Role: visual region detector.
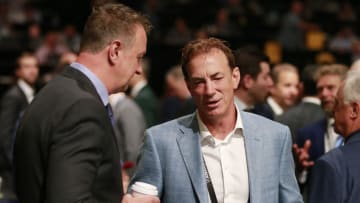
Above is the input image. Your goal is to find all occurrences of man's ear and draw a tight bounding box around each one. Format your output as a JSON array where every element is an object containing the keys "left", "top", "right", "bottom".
[
  {"left": 350, "top": 102, "right": 360, "bottom": 119},
  {"left": 108, "top": 40, "right": 122, "bottom": 65},
  {"left": 232, "top": 66, "right": 241, "bottom": 89},
  {"left": 242, "top": 74, "right": 254, "bottom": 89}
]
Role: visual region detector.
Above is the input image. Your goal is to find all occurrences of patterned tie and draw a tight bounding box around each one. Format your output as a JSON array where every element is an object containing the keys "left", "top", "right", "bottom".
[{"left": 105, "top": 104, "right": 115, "bottom": 127}]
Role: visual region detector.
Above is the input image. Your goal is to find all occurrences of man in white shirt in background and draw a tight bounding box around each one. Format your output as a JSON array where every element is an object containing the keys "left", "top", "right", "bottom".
[
  {"left": 233, "top": 46, "right": 273, "bottom": 111},
  {"left": 0, "top": 52, "right": 39, "bottom": 202},
  {"left": 253, "top": 63, "right": 300, "bottom": 119}
]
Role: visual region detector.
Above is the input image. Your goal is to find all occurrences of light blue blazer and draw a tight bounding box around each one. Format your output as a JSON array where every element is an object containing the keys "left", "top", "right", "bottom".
[{"left": 129, "top": 111, "right": 303, "bottom": 203}]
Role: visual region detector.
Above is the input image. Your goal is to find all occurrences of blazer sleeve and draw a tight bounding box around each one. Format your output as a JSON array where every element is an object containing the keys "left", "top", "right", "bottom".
[
  {"left": 308, "top": 158, "right": 341, "bottom": 203},
  {"left": 279, "top": 127, "right": 304, "bottom": 203},
  {"left": 0, "top": 92, "right": 23, "bottom": 167},
  {"left": 45, "top": 99, "right": 108, "bottom": 203},
  {"left": 128, "top": 130, "right": 163, "bottom": 196}
]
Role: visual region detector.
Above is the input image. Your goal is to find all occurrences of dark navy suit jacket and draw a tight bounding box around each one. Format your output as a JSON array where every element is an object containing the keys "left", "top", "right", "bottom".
[
  {"left": 297, "top": 118, "right": 327, "bottom": 162},
  {"left": 309, "top": 131, "right": 360, "bottom": 203}
]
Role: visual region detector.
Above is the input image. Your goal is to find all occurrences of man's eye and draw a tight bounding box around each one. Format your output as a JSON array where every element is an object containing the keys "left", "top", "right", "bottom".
[{"left": 192, "top": 80, "right": 203, "bottom": 85}]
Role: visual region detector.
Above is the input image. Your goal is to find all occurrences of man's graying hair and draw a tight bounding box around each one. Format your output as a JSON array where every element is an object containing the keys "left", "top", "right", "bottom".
[
  {"left": 343, "top": 70, "right": 360, "bottom": 104},
  {"left": 80, "top": 3, "right": 152, "bottom": 53}
]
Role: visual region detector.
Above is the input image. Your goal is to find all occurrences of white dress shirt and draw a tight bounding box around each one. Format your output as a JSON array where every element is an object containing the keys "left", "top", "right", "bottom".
[
  {"left": 267, "top": 96, "right": 283, "bottom": 116},
  {"left": 197, "top": 106, "right": 249, "bottom": 203},
  {"left": 130, "top": 80, "right": 147, "bottom": 98},
  {"left": 325, "top": 118, "right": 341, "bottom": 152},
  {"left": 17, "top": 79, "right": 35, "bottom": 103}
]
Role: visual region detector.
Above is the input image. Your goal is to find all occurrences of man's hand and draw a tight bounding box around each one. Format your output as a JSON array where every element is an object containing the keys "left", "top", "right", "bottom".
[
  {"left": 293, "top": 139, "right": 314, "bottom": 169},
  {"left": 121, "top": 194, "right": 160, "bottom": 203}
]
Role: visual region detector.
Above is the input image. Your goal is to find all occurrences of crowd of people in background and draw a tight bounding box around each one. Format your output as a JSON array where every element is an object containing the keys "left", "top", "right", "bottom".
[
  {"left": 1, "top": 0, "right": 360, "bottom": 94},
  {"left": 1, "top": 0, "right": 360, "bottom": 203}
]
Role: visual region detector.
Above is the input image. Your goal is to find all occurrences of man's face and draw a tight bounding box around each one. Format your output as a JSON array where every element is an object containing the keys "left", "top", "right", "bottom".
[
  {"left": 186, "top": 49, "right": 240, "bottom": 122},
  {"left": 333, "top": 84, "right": 351, "bottom": 136},
  {"left": 271, "top": 71, "right": 299, "bottom": 109},
  {"left": 317, "top": 74, "right": 342, "bottom": 115},
  {"left": 248, "top": 62, "right": 273, "bottom": 104},
  {"left": 115, "top": 25, "right": 147, "bottom": 92},
  {"left": 16, "top": 56, "right": 39, "bottom": 85}
]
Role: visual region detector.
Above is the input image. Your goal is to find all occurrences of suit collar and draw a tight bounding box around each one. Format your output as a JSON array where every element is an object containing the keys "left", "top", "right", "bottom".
[
  {"left": 17, "top": 79, "right": 35, "bottom": 103},
  {"left": 176, "top": 114, "right": 208, "bottom": 203},
  {"left": 345, "top": 129, "right": 360, "bottom": 144},
  {"left": 70, "top": 62, "right": 109, "bottom": 105},
  {"left": 15, "top": 84, "right": 30, "bottom": 105},
  {"left": 62, "top": 66, "right": 103, "bottom": 104}
]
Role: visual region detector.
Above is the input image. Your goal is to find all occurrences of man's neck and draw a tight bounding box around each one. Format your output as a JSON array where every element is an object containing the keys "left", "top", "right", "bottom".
[
  {"left": 76, "top": 52, "right": 112, "bottom": 93},
  {"left": 201, "top": 107, "right": 237, "bottom": 140}
]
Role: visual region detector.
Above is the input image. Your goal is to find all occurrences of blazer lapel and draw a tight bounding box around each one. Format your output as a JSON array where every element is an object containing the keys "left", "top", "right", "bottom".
[
  {"left": 176, "top": 114, "right": 208, "bottom": 203},
  {"left": 241, "top": 111, "right": 263, "bottom": 202}
]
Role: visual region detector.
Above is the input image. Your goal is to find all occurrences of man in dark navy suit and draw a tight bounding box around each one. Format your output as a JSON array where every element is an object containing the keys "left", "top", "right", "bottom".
[
  {"left": 294, "top": 64, "right": 348, "bottom": 201},
  {"left": 309, "top": 70, "right": 360, "bottom": 203}
]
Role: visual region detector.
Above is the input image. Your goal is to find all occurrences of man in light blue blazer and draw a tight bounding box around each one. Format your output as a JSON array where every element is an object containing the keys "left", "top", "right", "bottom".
[{"left": 129, "top": 38, "right": 302, "bottom": 203}]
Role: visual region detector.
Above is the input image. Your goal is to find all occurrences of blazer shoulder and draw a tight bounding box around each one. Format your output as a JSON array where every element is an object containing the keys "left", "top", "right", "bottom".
[
  {"left": 241, "top": 111, "right": 291, "bottom": 143},
  {"left": 315, "top": 147, "right": 344, "bottom": 176},
  {"left": 242, "top": 111, "right": 288, "bottom": 129},
  {"left": 146, "top": 114, "right": 195, "bottom": 137},
  {"left": 2, "top": 85, "right": 25, "bottom": 99}
]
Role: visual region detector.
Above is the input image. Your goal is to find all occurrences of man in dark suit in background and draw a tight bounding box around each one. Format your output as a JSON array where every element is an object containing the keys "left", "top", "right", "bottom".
[
  {"left": 309, "top": 70, "right": 360, "bottom": 203},
  {"left": 233, "top": 46, "right": 273, "bottom": 111},
  {"left": 14, "top": 3, "right": 159, "bottom": 203},
  {"left": 294, "top": 64, "right": 348, "bottom": 202},
  {"left": 0, "top": 53, "right": 39, "bottom": 202}
]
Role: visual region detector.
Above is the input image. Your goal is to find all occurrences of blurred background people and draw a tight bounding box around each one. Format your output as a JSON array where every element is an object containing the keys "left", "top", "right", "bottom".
[
  {"left": 160, "top": 64, "right": 191, "bottom": 122},
  {"left": 128, "top": 58, "right": 160, "bottom": 127},
  {"left": 35, "top": 30, "right": 69, "bottom": 71},
  {"left": 40, "top": 51, "right": 77, "bottom": 84},
  {"left": 276, "top": 65, "right": 325, "bottom": 142},
  {"left": 294, "top": 64, "right": 348, "bottom": 202},
  {"left": 277, "top": 0, "right": 317, "bottom": 52},
  {"left": 109, "top": 92, "right": 146, "bottom": 177},
  {"left": 253, "top": 63, "right": 300, "bottom": 119},
  {"left": 233, "top": 46, "right": 273, "bottom": 111},
  {"left": 0, "top": 52, "right": 39, "bottom": 203}
]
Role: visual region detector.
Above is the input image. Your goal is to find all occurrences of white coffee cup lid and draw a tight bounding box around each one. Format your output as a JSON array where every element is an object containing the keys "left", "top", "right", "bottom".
[{"left": 132, "top": 181, "right": 158, "bottom": 196}]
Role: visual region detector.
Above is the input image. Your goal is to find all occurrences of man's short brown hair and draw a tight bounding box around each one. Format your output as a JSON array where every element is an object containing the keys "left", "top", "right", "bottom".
[
  {"left": 181, "top": 37, "right": 235, "bottom": 80},
  {"left": 314, "top": 64, "right": 348, "bottom": 81},
  {"left": 80, "top": 3, "right": 152, "bottom": 53}
]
